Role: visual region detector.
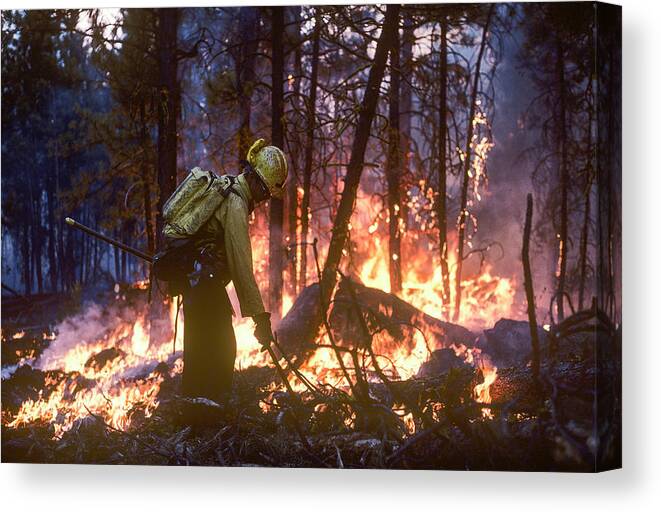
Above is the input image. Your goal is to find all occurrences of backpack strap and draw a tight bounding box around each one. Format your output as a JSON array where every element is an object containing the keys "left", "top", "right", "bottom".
[{"left": 219, "top": 174, "right": 242, "bottom": 199}]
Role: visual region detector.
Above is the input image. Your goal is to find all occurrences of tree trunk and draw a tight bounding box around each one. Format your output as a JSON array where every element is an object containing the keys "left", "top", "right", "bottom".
[
  {"left": 453, "top": 6, "right": 493, "bottom": 322},
  {"left": 578, "top": 81, "right": 593, "bottom": 312},
  {"left": 114, "top": 238, "right": 120, "bottom": 283},
  {"left": 155, "top": 7, "right": 179, "bottom": 242},
  {"left": 399, "top": 18, "right": 414, "bottom": 229},
  {"left": 523, "top": 194, "right": 540, "bottom": 383},
  {"left": 55, "top": 157, "right": 66, "bottom": 290},
  {"left": 298, "top": 16, "right": 321, "bottom": 292},
  {"left": 29, "top": 173, "right": 43, "bottom": 294},
  {"left": 286, "top": 6, "right": 303, "bottom": 298},
  {"left": 140, "top": 100, "right": 155, "bottom": 257},
  {"left": 319, "top": 4, "right": 401, "bottom": 312},
  {"left": 152, "top": 7, "right": 179, "bottom": 347},
  {"left": 269, "top": 6, "right": 285, "bottom": 322},
  {"left": 578, "top": 183, "right": 591, "bottom": 311},
  {"left": 555, "top": 36, "right": 569, "bottom": 323},
  {"left": 235, "top": 7, "right": 260, "bottom": 163},
  {"left": 65, "top": 227, "right": 74, "bottom": 290},
  {"left": 437, "top": 18, "right": 451, "bottom": 314},
  {"left": 121, "top": 223, "right": 128, "bottom": 282},
  {"left": 34, "top": 219, "right": 43, "bottom": 294},
  {"left": 79, "top": 209, "right": 86, "bottom": 284},
  {"left": 47, "top": 152, "right": 58, "bottom": 292},
  {"left": 92, "top": 236, "right": 99, "bottom": 280},
  {"left": 21, "top": 222, "right": 31, "bottom": 296},
  {"left": 603, "top": 34, "right": 619, "bottom": 320},
  {"left": 386, "top": 23, "right": 402, "bottom": 294}
]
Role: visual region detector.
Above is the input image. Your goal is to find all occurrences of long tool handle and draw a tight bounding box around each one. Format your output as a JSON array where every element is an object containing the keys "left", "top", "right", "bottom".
[
  {"left": 265, "top": 344, "right": 297, "bottom": 396},
  {"left": 65, "top": 217, "right": 153, "bottom": 263},
  {"left": 264, "top": 342, "right": 323, "bottom": 461}
]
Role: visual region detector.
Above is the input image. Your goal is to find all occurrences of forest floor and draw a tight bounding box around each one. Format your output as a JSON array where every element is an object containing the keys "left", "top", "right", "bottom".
[{"left": 1, "top": 284, "right": 621, "bottom": 471}]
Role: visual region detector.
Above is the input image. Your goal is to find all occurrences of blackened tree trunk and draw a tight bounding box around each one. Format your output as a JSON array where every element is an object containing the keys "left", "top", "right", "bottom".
[
  {"left": 399, "top": 17, "right": 414, "bottom": 229},
  {"left": 598, "top": 23, "right": 620, "bottom": 321},
  {"left": 286, "top": 165, "right": 299, "bottom": 296},
  {"left": 298, "top": 16, "right": 321, "bottom": 292},
  {"left": 578, "top": 85, "right": 593, "bottom": 311},
  {"left": 155, "top": 9, "right": 178, "bottom": 239},
  {"left": 46, "top": 159, "right": 58, "bottom": 292},
  {"left": 64, "top": 228, "right": 74, "bottom": 290},
  {"left": 21, "top": 223, "right": 31, "bottom": 295},
  {"left": 319, "top": 4, "right": 401, "bottom": 311},
  {"left": 555, "top": 36, "right": 569, "bottom": 323},
  {"left": 386, "top": 20, "right": 403, "bottom": 294},
  {"left": 235, "top": 8, "right": 260, "bottom": 162},
  {"left": 453, "top": 6, "right": 493, "bottom": 322},
  {"left": 55, "top": 160, "right": 66, "bottom": 290},
  {"left": 114, "top": 240, "right": 121, "bottom": 283},
  {"left": 286, "top": 6, "right": 303, "bottom": 297},
  {"left": 578, "top": 181, "right": 591, "bottom": 311},
  {"left": 121, "top": 220, "right": 130, "bottom": 282},
  {"left": 155, "top": 8, "right": 179, "bottom": 243},
  {"left": 140, "top": 100, "right": 155, "bottom": 256},
  {"left": 286, "top": 84, "right": 300, "bottom": 298},
  {"left": 437, "top": 18, "right": 451, "bottom": 314},
  {"left": 79, "top": 209, "right": 86, "bottom": 284},
  {"left": 523, "top": 193, "right": 540, "bottom": 382},
  {"left": 93, "top": 235, "right": 101, "bottom": 280},
  {"left": 30, "top": 177, "right": 43, "bottom": 294},
  {"left": 151, "top": 7, "right": 179, "bottom": 347},
  {"left": 269, "top": 6, "right": 285, "bottom": 322}
]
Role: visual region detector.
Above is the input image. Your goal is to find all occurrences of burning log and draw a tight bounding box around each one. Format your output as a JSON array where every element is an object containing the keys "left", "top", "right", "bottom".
[
  {"left": 276, "top": 283, "right": 323, "bottom": 357},
  {"left": 276, "top": 278, "right": 475, "bottom": 361},
  {"left": 331, "top": 277, "right": 475, "bottom": 348}
]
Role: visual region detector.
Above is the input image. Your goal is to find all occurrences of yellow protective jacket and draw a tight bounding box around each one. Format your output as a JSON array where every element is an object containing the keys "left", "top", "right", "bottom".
[{"left": 196, "top": 174, "right": 266, "bottom": 318}]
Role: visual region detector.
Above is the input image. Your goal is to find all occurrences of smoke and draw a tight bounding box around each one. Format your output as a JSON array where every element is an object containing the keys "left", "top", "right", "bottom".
[
  {"left": 34, "top": 291, "right": 163, "bottom": 373},
  {"left": 36, "top": 303, "right": 121, "bottom": 371}
]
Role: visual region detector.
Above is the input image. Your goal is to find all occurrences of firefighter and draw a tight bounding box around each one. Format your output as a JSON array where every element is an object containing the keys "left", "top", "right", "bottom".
[{"left": 181, "top": 139, "right": 288, "bottom": 405}]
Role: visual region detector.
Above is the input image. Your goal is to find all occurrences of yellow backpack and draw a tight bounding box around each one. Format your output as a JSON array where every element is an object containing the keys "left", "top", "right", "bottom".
[{"left": 162, "top": 167, "right": 238, "bottom": 240}]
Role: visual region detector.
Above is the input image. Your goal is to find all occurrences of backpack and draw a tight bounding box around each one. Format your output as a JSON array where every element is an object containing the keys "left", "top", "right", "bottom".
[
  {"left": 153, "top": 167, "right": 239, "bottom": 293},
  {"left": 162, "top": 167, "right": 238, "bottom": 240}
]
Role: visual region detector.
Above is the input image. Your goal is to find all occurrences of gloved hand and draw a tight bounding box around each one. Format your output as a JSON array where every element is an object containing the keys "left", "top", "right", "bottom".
[{"left": 254, "top": 312, "right": 274, "bottom": 351}]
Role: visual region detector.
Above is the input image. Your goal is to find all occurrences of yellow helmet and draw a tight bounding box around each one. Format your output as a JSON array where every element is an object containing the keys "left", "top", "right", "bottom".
[{"left": 246, "top": 139, "right": 288, "bottom": 200}]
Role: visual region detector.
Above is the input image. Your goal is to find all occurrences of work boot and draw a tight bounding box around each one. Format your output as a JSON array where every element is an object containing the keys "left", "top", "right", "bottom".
[{"left": 176, "top": 396, "right": 227, "bottom": 427}]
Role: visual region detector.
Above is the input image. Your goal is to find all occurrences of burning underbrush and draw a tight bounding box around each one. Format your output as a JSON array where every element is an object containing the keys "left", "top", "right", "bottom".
[{"left": 1, "top": 275, "right": 620, "bottom": 470}]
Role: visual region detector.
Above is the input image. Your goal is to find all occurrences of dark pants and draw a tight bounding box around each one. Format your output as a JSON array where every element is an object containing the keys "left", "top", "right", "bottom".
[{"left": 182, "top": 277, "right": 236, "bottom": 403}]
